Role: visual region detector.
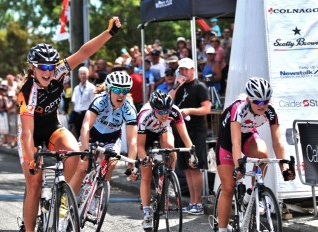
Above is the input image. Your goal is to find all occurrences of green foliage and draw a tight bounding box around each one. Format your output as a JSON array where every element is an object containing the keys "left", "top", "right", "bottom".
[{"left": 0, "top": 0, "right": 221, "bottom": 75}]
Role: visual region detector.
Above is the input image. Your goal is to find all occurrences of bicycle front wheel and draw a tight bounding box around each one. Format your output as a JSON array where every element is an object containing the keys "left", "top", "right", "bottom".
[
  {"left": 163, "top": 171, "right": 182, "bottom": 232},
  {"left": 94, "top": 180, "right": 110, "bottom": 232},
  {"left": 212, "top": 185, "right": 241, "bottom": 232},
  {"left": 55, "top": 182, "right": 80, "bottom": 232},
  {"left": 249, "top": 187, "right": 282, "bottom": 232}
]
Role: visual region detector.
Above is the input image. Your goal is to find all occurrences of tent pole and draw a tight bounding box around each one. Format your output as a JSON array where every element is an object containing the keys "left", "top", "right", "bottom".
[
  {"left": 191, "top": 17, "right": 198, "bottom": 79},
  {"left": 138, "top": 23, "right": 147, "bottom": 105}
]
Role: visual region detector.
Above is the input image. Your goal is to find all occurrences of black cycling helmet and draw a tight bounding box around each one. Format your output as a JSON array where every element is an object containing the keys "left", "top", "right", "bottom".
[
  {"left": 27, "top": 43, "right": 60, "bottom": 64},
  {"left": 245, "top": 77, "right": 273, "bottom": 101},
  {"left": 149, "top": 90, "right": 173, "bottom": 111}
]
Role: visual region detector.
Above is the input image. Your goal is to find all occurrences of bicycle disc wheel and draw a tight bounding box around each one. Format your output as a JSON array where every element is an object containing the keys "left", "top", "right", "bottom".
[
  {"left": 163, "top": 171, "right": 182, "bottom": 232},
  {"left": 212, "top": 185, "right": 241, "bottom": 232},
  {"left": 249, "top": 187, "right": 282, "bottom": 232},
  {"left": 55, "top": 182, "right": 80, "bottom": 232}
]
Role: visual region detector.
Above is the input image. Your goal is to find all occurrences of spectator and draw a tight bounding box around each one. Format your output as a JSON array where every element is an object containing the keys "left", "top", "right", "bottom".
[
  {"left": 71, "top": 66, "right": 96, "bottom": 140},
  {"left": 202, "top": 47, "right": 222, "bottom": 94},
  {"left": 5, "top": 74, "right": 18, "bottom": 148},
  {"left": 157, "top": 68, "right": 176, "bottom": 94},
  {"left": 220, "top": 28, "right": 232, "bottom": 93},
  {"left": 210, "top": 18, "right": 222, "bottom": 38},
  {"left": 0, "top": 83, "right": 9, "bottom": 146},
  {"left": 180, "top": 47, "right": 192, "bottom": 59},
  {"left": 176, "top": 37, "right": 187, "bottom": 59},
  {"left": 60, "top": 76, "right": 72, "bottom": 115},
  {"left": 126, "top": 64, "right": 143, "bottom": 112},
  {"left": 150, "top": 49, "right": 166, "bottom": 92},
  {"left": 169, "top": 58, "right": 211, "bottom": 215},
  {"left": 166, "top": 55, "right": 179, "bottom": 71},
  {"left": 144, "top": 59, "right": 156, "bottom": 100},
  {"left": 89, "top": 58, "right": 108, "bottom": 86},
  {"left": 210, "top": 38, "right": 227, "bottom": 95}
]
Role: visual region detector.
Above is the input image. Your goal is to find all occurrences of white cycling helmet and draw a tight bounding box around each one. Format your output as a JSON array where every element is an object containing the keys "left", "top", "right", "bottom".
[
  {"left": 245, "top": 77, "right": 272, "bottom": 100},
  {"left": 105, "top": 71, "right": 133, "bottom": 90}
]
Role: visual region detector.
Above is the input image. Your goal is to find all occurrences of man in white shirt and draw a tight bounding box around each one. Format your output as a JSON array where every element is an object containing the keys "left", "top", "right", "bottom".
[{"left": 71, "top": 66, "right": 96, "bottom": 139}]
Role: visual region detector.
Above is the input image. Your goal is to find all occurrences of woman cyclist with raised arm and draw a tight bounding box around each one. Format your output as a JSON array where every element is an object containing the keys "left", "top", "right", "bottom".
[
  {"left": 137, "top": 90, "right": 194, "bottom": 231},
  {"left": 17, "top": 17, "right": 121, "bottom": 232},
  {"left": 69, "top": 71, "right": 138, "bottom": 201},
  {"left": 215, "top": 77, "right": 296, "bottom": 232}
]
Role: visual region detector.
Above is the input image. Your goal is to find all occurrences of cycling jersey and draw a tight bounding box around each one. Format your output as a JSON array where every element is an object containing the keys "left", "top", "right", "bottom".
[
  {"left": 220, "top": 100, "right": 278, "bottom": 134},
  {"left": 137, "top": 103, "right": 184, "bottom": 135},
  {"left": 216, "top": 99, "right": 279, "bottom": 166},
  {"left": 18, "top": 59, "right": 71, "bottom": 146},
  {"left": 88, "top": 93, "right": 137, "bottom": 135}
]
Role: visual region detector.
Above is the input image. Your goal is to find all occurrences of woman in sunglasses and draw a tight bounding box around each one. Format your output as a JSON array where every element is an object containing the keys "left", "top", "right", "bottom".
[
  {"left": 70, "top": 71, "right": 138, "bottom": 209},
  {"left": 17, "top": 17, "right": 121, "bottom": 231},
  {"left": 137, "top": 90, "right": 194, "bottom": 230},
  {"left": 215, "top": 77, "right": 295, "bottom": 232}
]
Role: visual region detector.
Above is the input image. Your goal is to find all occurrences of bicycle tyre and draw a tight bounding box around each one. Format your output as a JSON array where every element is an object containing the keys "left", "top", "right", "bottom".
[
  {"left": 212, "top": 185, "right": 241, "bottom": 232},
  {"left": 55, "top": 182, "right": 80, "bottom": 232},
  {"left": 249, "top": 186, "right": 282, "bottom": 232},
  {"left": 95, "top": 180, "right": 110, "bottom": 232},
  {"left": 163, "top": 171, "right": 182, "bottom": 232}
]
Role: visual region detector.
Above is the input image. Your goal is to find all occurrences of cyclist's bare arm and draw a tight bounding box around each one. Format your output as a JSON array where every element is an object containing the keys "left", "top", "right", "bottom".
[
  {"left": 66, "top": 17, "right": 121, "bottom": 70},
  {"left": 80, "top": 111, "right": 98, "bottom": 151}
]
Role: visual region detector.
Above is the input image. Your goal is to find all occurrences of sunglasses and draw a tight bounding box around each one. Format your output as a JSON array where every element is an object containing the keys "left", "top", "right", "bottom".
[
  {"left": 111, "top": 87, "right": 130, "bottom": 95},
  {"left": 33, "top": 64, "right": 56, "bottom": 71},
  {"left": 252, "top": 99, "right": 270, "bottom": 106},
  {"left": 154, "top": 109, "right": 171, "bottom": 115}
]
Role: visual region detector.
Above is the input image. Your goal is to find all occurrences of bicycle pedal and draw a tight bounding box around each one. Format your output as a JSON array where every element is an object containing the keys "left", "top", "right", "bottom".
[{"left": 86, "top": 216, "right": 97, "bottom": 225}]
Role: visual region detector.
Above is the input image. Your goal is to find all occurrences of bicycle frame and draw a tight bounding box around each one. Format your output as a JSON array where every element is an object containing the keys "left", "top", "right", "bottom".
[{"left": 40, "top": 160, "right": 66, "bottom": 230}]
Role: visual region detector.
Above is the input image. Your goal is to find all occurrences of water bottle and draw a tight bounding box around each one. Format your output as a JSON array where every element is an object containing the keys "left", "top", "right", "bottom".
[
  {"left": 41, "top": 183, "right": 52, "bottom": 212},
  {"left": 243, "top": 188, "right": 252, "bottom": 205}
]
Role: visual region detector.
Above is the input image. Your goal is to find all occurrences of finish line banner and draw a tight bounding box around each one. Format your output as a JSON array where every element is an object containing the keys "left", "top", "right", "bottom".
[{"left": 264, "top": 0, "right": 318, "bottom": 197}]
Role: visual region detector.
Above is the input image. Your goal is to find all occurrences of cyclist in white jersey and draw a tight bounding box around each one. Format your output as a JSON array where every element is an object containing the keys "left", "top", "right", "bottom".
[
  {"left": 69, "top": 71, "right": 138, "bottom": 196},
  {"left": 137, "top": 90, "right": 194, "bottom": 231},
  {"left": 215, "top": 77, "right": 295, "bottom": 232}
]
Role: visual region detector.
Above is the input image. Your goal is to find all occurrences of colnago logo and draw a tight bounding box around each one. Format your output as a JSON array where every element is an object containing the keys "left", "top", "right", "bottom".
[
  {"left": 155, "top": 0, "right": 172, "bottom": 8},
  {"left": 279, "top": 99, "right": 318, "bottom": 107},
  {"left": 268, "top": 7, "right": 318, "bottom": 14}
]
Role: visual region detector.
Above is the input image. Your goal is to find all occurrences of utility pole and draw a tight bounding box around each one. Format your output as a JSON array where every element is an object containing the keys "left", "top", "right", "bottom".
[{"left": 70, "top": 0, "right": 84, "bottom": 87}]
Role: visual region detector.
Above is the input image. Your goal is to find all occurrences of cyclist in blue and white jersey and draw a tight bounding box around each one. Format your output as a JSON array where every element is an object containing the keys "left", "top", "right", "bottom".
[{"left": 70, "top": 71, "right": 138, "bottom": 197}]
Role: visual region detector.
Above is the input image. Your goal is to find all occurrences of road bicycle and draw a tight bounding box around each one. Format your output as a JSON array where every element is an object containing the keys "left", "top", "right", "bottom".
[
  {"left": 19, "top": 146, "right": 90, "bottom": 232},
  {"left": 146, "top": 141, "right": 197, "bottom": 232},
  {"left": 211, "top": 156, "right": 295, "bottom": 232},
  {"left": 78, "top": 143, "right": 140, "bottom": 232}
]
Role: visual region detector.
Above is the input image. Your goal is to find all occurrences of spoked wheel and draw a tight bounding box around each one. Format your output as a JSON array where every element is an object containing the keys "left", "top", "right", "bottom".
[
  {"left": 94, "top": 180, "right": 110, "bottom": 232},
  {"left": 249, "top": 187, "right": 282, "bottom": 232},
  {"left": 55, "top": 182, "right": 80, "bottom": 232},
  {"left": 163, "top": 171, "right": 182, "bottom": 232},
  {"left": 80, "top": 180, "right": 110, "bottom": 232},
  {"left": 212, "top": 185, "right": 241, "bottom": 232}
]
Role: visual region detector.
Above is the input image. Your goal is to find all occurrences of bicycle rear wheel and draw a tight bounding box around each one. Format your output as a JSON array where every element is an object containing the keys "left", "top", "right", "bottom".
[
  {"left": 212, "top": 185, "right": 241, "bottom": 232},
  {"left": 163, "top": 171, "right": 182, "bottom": 232},
  {"left": 249, "top": 186, "right": 282, "bottom": 232},
  {"left": 55, "top": 182, "right": 80, "bottom": 232}
]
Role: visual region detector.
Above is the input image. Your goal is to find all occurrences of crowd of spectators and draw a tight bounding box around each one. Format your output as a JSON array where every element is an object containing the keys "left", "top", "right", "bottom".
[{"left": 1, "top": 18, "right": 232, "bottom": 155}]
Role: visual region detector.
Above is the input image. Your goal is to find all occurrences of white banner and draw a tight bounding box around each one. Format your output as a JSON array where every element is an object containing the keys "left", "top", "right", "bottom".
[{"left": 264, "top": 0, "right": 318, "bottom": 198}]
